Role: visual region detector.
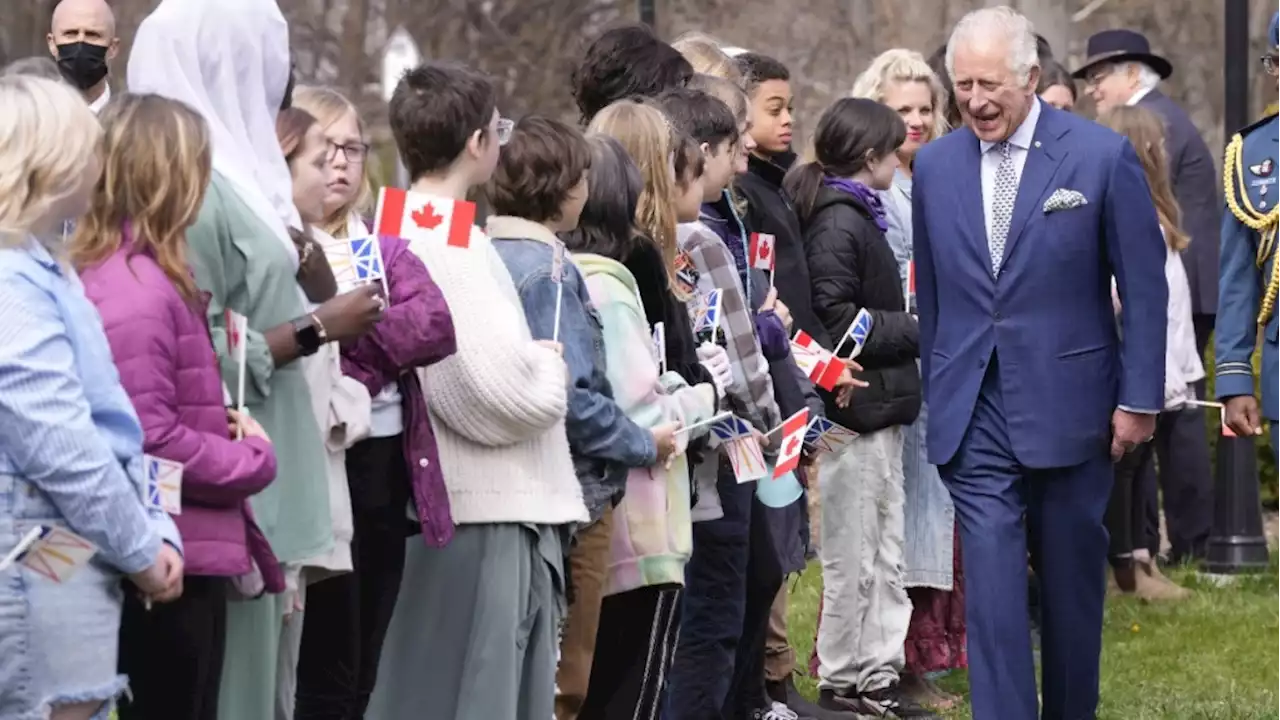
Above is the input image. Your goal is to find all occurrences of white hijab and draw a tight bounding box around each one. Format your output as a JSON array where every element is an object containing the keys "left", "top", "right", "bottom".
[{"left": 127, "top": 0, "right": 300, "bottom": 267}]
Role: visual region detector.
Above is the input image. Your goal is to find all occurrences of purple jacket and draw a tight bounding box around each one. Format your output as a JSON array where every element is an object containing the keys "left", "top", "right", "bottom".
[
  {"left": 81, "top": 238, "right": 282, "bottom": 587},
  {"left": 340, "top": 235, "right": 457, "bottom": 546}
]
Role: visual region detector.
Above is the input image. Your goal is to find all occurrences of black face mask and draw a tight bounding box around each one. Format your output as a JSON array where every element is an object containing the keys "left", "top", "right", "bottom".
[{"left": 55, "top": 41, "right": 109, "bottom": 91}]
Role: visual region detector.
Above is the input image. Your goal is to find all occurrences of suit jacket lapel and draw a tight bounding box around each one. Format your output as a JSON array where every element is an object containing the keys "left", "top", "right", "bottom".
[
  {"left": 1003, "top": 108, "right": 1069, "bottom": 268},
  {"left": 956, "top": 129, "right": 988, "bottom": 267}
]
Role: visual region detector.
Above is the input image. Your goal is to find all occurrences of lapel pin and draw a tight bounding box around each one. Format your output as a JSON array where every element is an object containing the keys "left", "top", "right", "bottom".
[
  {"left": 1248, "top": 158, "right": 1273, "bottom": 177},
  {"left": 1034, "top": 141, "right": 1042, "bottom": 148}
]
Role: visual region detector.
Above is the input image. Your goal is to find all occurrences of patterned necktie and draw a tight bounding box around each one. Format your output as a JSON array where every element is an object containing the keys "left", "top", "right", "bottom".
[{"left": 989, "top": 141, "right": 1016, "bottom": 276}]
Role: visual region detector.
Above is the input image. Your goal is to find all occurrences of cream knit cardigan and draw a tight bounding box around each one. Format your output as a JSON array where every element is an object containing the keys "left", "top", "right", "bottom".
[{"left": 409, "top": 228, "right": 588, "bottom": 526}]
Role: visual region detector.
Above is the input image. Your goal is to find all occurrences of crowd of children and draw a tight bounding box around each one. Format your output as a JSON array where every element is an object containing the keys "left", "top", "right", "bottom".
[{"left": 0, "top": 1, "right": 1219, "bottom": 719}]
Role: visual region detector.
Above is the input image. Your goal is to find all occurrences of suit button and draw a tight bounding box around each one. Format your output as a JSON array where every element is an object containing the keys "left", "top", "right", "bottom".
[
  {"left": 418, "top": 458, "right": 430, "bottom": 468},
  {"left": 994, "top": 311, "right": 1003, "bottom": 322}
]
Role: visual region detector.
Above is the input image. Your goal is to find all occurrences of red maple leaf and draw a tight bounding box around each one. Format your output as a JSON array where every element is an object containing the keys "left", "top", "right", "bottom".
[
  {"left": 783, "top": 435, "right": 800, "bottom": 457},
  {"left": 759, "top": 241, "right": 771, "bottom": 259},
  {"left": 411, "top": 202, "right": 444, "bottom": 230}
]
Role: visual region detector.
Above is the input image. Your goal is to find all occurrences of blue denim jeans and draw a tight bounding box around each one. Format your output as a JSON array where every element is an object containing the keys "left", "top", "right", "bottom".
[
  {"left": 665, "top": 465, "right": 753, "bottom": 720},
  {"left": 0, "top": 474, "right": 128, "bottom": 720}
]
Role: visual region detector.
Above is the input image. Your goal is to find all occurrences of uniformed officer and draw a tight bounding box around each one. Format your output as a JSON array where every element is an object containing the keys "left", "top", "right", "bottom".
[{"left": 1216, "top": 11, "right": 1279, "bottom": 453}]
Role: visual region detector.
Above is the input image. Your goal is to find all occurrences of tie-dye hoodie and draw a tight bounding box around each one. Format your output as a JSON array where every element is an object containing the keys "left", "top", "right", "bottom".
[{"left": 574, "top": 252, "right": 717, "bottom": 595}]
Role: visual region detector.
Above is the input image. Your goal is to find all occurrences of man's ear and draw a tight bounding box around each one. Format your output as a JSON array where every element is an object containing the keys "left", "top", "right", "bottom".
[
  {"left": 700, "top": 141, "right": 712, "bottom": 157},
  {"left": 107, "top": 37, "right": 121, "bottom": 61},
  {"left": 46, "top": 33, "right": 58, "bottom": 59},
  {"left": 1026, "top": 64, "right": 1042, "bottom": 93}
]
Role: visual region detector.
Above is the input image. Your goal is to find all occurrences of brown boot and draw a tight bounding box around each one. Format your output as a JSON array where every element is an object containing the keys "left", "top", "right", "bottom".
[
  {"left": 1109, "top": 560, "right": 1138, "bottom": 595},
  {"left": 1134, "top": 559, "right": 1192, "bottom": 601}
]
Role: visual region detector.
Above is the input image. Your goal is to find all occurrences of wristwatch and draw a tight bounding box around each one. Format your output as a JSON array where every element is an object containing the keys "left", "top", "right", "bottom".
[{"left": 292, "top": 313, "right": 328, "bottom": 356}]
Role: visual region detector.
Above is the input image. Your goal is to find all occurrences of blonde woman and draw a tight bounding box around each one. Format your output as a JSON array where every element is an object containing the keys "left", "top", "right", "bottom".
[
  {"left": 850, "top": 48, "right": 964, "bottom": 710},
  {"left": 0, "top": 76, "right": 183, "bottom": 720}
]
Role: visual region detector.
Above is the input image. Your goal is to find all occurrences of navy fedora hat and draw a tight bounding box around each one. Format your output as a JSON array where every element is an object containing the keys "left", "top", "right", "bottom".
[{"left": 1071, "top": 29, "right": 1172, "bottom": 80}]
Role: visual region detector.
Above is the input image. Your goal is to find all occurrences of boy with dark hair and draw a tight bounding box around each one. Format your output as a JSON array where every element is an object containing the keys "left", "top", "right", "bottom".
[
  {"left": 371, "top": 63, "right": 592, "bottom": 719},
  {"left": 572, "top": 24, "right": 694, "bottom": 123},
  {"left": 484, "top": 115, "right": 679, "bottom": 720}
]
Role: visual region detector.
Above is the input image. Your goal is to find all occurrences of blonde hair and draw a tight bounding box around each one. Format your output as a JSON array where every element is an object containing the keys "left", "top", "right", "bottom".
[
  {"left": 673, "top": 31, "right": 745, "bottom": 87},
  {"left": 1098, "top": 105, "right": 1189, "bottom": 251},
  {"left": 0, "top": 76, "right": 102, "bottom": 247},
  {"left": 851, "top": 49, "right": 950, "bottom": 145},
  {"left": 292, "top": 85, "right": 372, "bottom": 237},
  {"left": 71, "top": 94, "right": 212, "bottom": 300},
  {"left": 588, "top": 99, "right": 683, "bottom": 296}
]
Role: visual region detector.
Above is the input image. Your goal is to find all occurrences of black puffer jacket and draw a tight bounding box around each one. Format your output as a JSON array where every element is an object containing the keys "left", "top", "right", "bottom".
[
  {"left": 802, "top": 185, "right": 920, "bottom": 433},
  {"left": 738, "top": 153, "right": 831, "bottom": 348}
]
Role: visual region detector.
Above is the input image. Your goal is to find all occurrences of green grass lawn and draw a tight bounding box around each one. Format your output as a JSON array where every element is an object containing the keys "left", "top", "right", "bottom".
[{"left": 787, "top": 558, "right": 1280, "bottom": 719}]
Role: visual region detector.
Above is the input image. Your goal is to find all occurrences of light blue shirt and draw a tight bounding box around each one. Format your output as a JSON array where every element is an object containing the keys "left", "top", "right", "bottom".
[{"left": 0, "top": 239, "right": 181, "bottom": 574}]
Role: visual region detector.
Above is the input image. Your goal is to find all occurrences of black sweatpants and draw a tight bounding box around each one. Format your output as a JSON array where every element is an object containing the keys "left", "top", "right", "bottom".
[
  {"left": 294, "top": 435, "right": 412, "bottom": 720},
  {"left": 118, "top": 576, "right": 228, "bottom": 720}
]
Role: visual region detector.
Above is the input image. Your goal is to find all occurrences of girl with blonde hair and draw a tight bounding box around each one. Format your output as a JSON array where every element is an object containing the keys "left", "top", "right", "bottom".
[
  {"left": 849, "top": 47, "right": 965, "bottom": 710},
  {"left": 0, "top": 76, "right": 184, "bottom": 720},
  {"left": 1098, "top": 104, "right": 1200, "bottom": 602},
  {"left": 75, "top": 93, "right": 281, "bottom": 720},
  {"left": 291, "top": 86, "right": 375, "bottom": 238}
]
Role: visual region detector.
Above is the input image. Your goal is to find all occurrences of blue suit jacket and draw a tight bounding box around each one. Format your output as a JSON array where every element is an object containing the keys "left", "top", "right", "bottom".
[{"left": 912, "top": 103, "right": 1167, "bottom": 469}]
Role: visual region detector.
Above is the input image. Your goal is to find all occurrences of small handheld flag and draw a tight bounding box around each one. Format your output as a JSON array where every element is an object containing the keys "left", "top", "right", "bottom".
[
  {"left": 0, "top": 525, "right": 97, "bottom": 583},
  {"left": 771, "top": 409, "right": 810, "bottom": 479},
  {"left": 551, "top": 241, "right": 566, "bottom": 342},
  {"left": 375, "top": 188, "right": 476, "bottom": 249},
  {"left": 832, "top": 308, "right": 874, "bottom": 359},
  {"left": 224, "top": 309, "right": 249, "bottom": 418},
  {"left": 692, "top": 289, "right": 723, "bottom": 336},
  {"left": 709, "top": 414, "right": 766, "bottom": 482},
  {"left": 322, "top": 234, "right": 389, "bottom": 297},
  {"left": 749, "top": 233, "right": 775, "bottom": 272},
  {"left": 143, "top": 454, "right": 184, "bottom": 515},
  {"left": 652, "top": 322, "right": 667, "bottom": 375},
  {"left": 803, "top": 416, "right": 859, "bottom": 456},
  {"left": 791, "top": 330, "right": 844, "bottom": 391}
]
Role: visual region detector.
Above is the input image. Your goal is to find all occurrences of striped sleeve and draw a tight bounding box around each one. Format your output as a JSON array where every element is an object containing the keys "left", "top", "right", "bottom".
[{"left": 0, "top": 277, "right": 159, "bottom": 574}]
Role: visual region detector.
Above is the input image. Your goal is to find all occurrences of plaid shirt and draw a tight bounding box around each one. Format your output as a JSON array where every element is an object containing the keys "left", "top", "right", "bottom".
[{"left": 677, "top": 222, "right": 780, "bottom": 434}]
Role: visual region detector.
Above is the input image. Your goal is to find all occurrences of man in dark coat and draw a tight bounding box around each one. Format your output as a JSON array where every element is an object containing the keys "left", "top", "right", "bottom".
[{"left": 1075, "top": 28, "right": 1217, "bottom": 565}]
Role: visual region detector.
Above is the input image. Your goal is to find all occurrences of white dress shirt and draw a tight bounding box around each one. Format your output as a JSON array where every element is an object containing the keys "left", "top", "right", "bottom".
[
  {"left": 88, "top": 83, "right": 111, "bottom": 115},
  {"left": 1126, "top": 85, "right": 1155, "bottom": 106},
  {"left": 980, "top": 97, "right": 1042, "bottom": 242}
]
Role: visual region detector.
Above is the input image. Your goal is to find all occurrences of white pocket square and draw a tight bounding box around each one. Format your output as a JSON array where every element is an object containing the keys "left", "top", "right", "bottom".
[{"left": 1043, "top": 188, "right": 1088, "bottom": 214}]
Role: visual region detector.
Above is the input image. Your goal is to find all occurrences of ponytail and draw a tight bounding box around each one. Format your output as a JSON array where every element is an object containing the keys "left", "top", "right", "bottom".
[{"left": 783, "top": 161, "right": 827, "bottom": 223}]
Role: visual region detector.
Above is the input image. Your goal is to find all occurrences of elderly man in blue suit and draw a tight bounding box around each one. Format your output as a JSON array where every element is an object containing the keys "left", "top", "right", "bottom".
[{"left": 912, "top": 6, "right": 1167, "bottom": 719}]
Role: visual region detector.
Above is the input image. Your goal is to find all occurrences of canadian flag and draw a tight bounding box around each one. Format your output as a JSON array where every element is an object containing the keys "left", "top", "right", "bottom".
[
  {"left": 773, "top": 408, "right": 810, "bottom": 479},
  {"left": 749, "top": 232, "right": 775, "bottom": 271},
  {"left": 791, "top": 330, "right": 843, "bottom": 391},
  {"left": 375, "top": 187, "right": 476, "bottom": 249}
]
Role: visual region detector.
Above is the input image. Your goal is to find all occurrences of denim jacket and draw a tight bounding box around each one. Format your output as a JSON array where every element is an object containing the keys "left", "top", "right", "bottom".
[{"left": 487, "top": 216, "right": 657, "bottom": 522}]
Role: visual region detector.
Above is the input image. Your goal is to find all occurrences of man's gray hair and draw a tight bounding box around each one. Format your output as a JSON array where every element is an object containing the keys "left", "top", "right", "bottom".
[
  {"left": 1129, "top": 62, "right": 1162, "bottom": 92},
  {"left": 946, "top": 6, "right": 1040, "bottom": 86}
]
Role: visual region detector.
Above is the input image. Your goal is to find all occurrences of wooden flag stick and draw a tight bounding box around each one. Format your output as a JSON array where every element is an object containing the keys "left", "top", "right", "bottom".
[
  {"left": 552, "top": 283, "right": 564, "bottom": 343},
  {"left": 674, "top": 411, "right": 734, "bottom": 436},
  {"left": 1183, "top": 398, "right": 1224, "bottom": 410}
]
